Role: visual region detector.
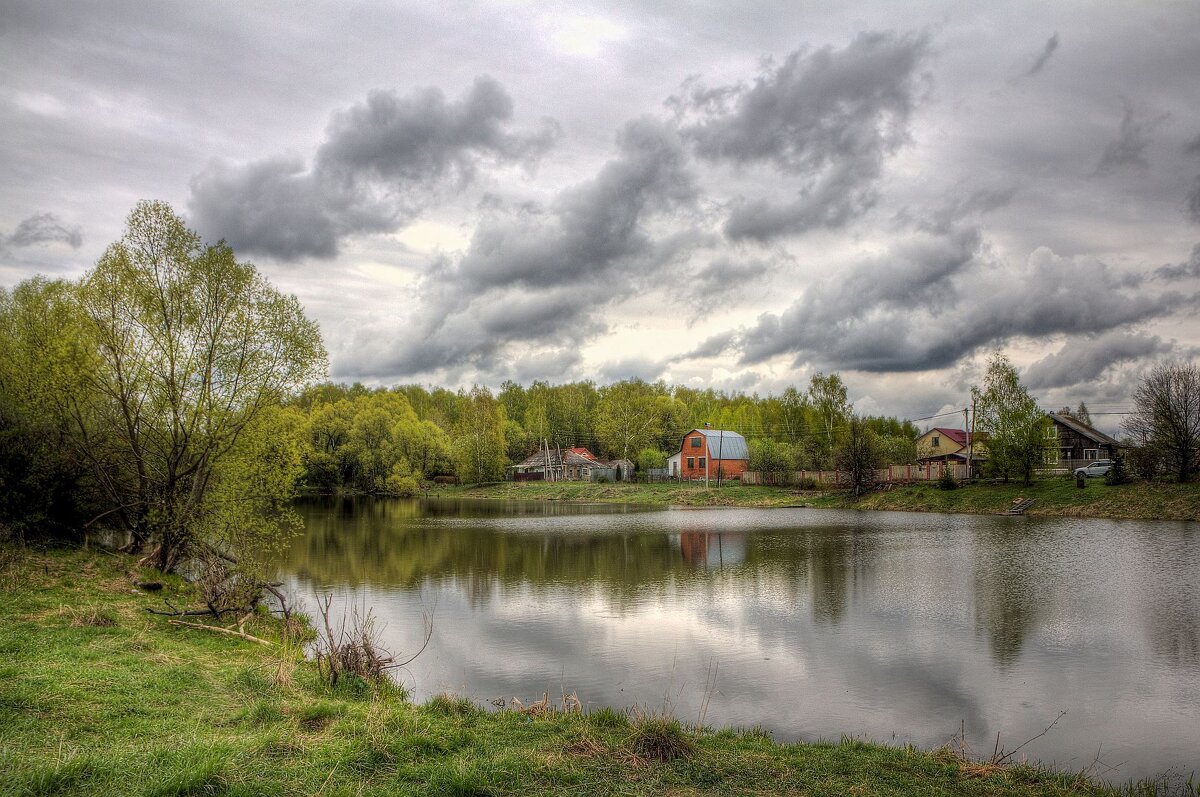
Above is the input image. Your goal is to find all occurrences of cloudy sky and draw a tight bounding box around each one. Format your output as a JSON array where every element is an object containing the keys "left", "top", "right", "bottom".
[{"left": 3, "top": 1, "right": 1199, "bottom": 424}]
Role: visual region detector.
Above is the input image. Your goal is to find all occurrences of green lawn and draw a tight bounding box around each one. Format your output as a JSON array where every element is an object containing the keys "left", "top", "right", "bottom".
[
  {"left": 433, "top": 478, "right": 1200, "bottom": 521},
  {"left": 0, "top": 546, "right": 1171, "bottom": 796}
]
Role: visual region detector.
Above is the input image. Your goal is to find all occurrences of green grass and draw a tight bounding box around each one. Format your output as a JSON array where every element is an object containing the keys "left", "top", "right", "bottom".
[
  {"left": 819, "top": 477, "right": 1200, "bottom": 520},
  {"left": 0, "top": 545, "right": 1188, "bottom": 796},
  {"left": 433, "top": 478, "right": 1200, "bottom": 520}
]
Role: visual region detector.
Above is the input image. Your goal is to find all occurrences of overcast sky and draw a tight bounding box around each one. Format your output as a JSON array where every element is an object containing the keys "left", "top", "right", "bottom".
[{"left": 3, "top": 1, "right": 1199, "bottom": 425}]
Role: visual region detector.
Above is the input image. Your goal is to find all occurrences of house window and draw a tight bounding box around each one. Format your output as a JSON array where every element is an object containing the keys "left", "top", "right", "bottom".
[
  {"left": 1045, "top": 425, "right": 1058, "bottom": 439},
  {"left": 687, "top": 457, "right": 695, "bottom": 469},
  {"left": 698, "top": 458, "right": 706, "bottom": 469},
  {"left": 1044, "top": 449, "right": 1059, "bottom": 464},
  {"left": 931, "top": 436, "right": 940, "bottom": 448},
  {"left": 1084, "top": 449, "right": 1098, "bottom": 460},
  {"left": 691, "top": 437, "right": 702, "bottom": 448}
]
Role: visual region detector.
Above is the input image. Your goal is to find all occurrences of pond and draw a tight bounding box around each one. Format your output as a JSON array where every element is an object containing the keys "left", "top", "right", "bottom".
[{"left": 276, "top": 497, "right": 1200, "bottom": 782}]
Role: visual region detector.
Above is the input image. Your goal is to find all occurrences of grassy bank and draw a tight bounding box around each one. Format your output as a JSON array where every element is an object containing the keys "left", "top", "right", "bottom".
[
  {"left": 434, "top": 479, "right": 1200, "bottom": 521},
  {"left": 825, "top": 478, "right": 1200, "bottom": 520},
  {"left": 0, "top": 546, "right": 1165, "bottom": 797}
]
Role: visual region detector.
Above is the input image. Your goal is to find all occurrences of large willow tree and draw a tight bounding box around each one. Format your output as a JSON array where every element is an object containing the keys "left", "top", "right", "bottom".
[{"left": 72, "top": 201, "right": 326, "bottom": 571}]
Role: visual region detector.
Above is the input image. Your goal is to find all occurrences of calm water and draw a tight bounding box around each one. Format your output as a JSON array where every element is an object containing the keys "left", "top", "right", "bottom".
[{"left": 277, "top": 497, "right": 1200, "bottom": 781}]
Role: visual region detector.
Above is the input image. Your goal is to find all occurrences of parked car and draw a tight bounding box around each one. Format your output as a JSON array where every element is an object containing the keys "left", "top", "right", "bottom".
[{"left": 1074, "top": 460, "right": 1113, "bottom": 478}]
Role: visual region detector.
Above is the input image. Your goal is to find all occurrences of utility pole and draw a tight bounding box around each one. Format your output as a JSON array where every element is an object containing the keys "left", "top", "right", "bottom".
[
  {"left": 716, "top": 429, "right": 724, "bottom": 488},
  {"left": 966, "top": 400, "right": 976, "bottom": 479}
]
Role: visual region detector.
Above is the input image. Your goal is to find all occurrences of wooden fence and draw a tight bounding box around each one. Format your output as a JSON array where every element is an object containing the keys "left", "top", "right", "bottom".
[{"left": 741, "top": 461, "right": 968, "bottom": 487}]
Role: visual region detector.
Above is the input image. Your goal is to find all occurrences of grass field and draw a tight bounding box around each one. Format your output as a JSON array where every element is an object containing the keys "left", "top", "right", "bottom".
[
  {"left": 434, "top": 478, "right": 1200, "bottom": 521},
  {"left": 2, "top": 545, "right": 1182, "bottom": 796}
]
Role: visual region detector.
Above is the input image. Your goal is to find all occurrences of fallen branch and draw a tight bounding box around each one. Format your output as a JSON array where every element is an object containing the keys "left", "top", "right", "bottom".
[
  {"left": 993, "top": 710, "right": 1067, "bottom": 766},
  {"left": 167, "top": 619, "right": 272, "bottom": 646}
]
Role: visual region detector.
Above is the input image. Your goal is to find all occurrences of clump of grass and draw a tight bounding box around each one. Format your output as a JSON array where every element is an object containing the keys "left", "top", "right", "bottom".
[
  {"left": 237, "top": 698, "right": 285, "bottom": 727},
  {"left": 587, "top": 706, "right": 629, "bottom": 729},
  {"left": 69, "top": 606, "right": 118, "bottom": 627},
  {"left": 508, "top": 690, "right": 582, "bottom": 718},
  {"left": 427, "top": 693, "right": 479, "bottom": 717},
  {"left": 627, "top": 714, "right": 696, "bottom": 763},
  {"left": 297, "top": 701, "right": 345, "bottom": 731}
]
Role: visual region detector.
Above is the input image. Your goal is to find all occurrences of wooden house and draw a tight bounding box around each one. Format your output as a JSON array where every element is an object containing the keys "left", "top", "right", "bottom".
[{"left": 1044, "top": 412, "right": 1121, "bottom": 469}]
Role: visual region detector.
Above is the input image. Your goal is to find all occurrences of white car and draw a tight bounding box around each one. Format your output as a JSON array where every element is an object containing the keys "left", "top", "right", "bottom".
[{"left": 1074, "top": 460, "right": 1113, "bottom": 478}]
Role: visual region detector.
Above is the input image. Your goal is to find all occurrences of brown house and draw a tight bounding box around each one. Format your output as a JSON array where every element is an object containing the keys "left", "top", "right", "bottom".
[
  {"left": 678, "top": 428, "right": 749, "bottom": 481},
  {"left": 1045, "top": 412, "right": 1121, "bottom": 468}
]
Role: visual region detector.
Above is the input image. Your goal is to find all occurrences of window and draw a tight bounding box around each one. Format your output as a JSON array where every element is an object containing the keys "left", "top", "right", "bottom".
[
  {"left": 1045, "top": 425, "right": 1058, "bottom": 439},
  {"left": 698, "top": 458, "right": 706, "bottom": 469},
  {"left": 687, "top": 457, "right": 695, "bottom": 469},
  {"left": 1044, "top": 449, "right": 1059, "bottom": 464},
  {"left": 1084, "top": 449, "right": 1098, "bottom": 460},
  {"left": 691, "top": 437, "right": 702, "bottom": 448},
  {"left": 931, "top": 436, "right": 940, "bottom": 448}
]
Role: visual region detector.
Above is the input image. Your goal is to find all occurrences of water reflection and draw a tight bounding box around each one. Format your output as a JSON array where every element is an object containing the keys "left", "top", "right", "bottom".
[{"left": 277, "top": 497, "right": 1200, "bottom": 782}]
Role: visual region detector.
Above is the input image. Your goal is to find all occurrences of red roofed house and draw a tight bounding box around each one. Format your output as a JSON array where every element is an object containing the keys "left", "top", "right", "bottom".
[{"left": 915, "top": 427, "right": 970, "bottom": 463}]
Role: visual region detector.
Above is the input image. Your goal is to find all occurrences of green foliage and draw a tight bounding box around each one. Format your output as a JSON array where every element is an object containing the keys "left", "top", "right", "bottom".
[
  {"left": 452, "top": 387, "right": 508, "bottom": 484},
  {"left": 0, "top": 202, "right": 326, "bottom": 568},
  {"left": 635, "top": 447, "right": 667, "bottom": 473},
  {"left": 938, "top": 467, "right": 960, "bottom": 490},
  {"left": 834, "top": 415, "right": 882, "bottom": 495},
  {"left": 1105, "top": 454, "right": 1128, "bottom": 485},
  {"left": 971, "top": 353, "right": 1047, "bottom": 486}
]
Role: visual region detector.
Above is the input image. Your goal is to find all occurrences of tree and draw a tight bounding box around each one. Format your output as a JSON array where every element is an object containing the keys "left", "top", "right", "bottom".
[
  {"left": 635, "top": 447, "right": 667, "bottom": 474},
  {"left": 971, "top": 353, "right": 1047, "bottom": 485},
  {"left": 73, "top": 201, "right": 326, "bottom": 570},
  {"left": 1074, "top": 402, "right": 1093, "bottom": 427},
  {"left": 835, "top": 415, "right": 881, "bottom": 496},
  {"left": 1123, "top": 361, "right": 1200, "bottom": 482},
  {"left": 594, "top": 380, "right": 662, "bottom": 461},
  {"left": 452, "top": 386, "right": 507, "bottom": 483},
  {"left": 749, "top": 438, "right": 792, "bottom": 481},
  {"left": 808, "top": 372, "right": 850, "bottom": 468}
]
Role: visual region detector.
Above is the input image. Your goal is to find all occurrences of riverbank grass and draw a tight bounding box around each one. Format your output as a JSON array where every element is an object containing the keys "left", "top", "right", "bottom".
[
  {"left": 435, "top": 478, "right": 1200, "bottom": 520},
  {"left": 1, "top": 545, "right": 1168, "bottom": 796}
]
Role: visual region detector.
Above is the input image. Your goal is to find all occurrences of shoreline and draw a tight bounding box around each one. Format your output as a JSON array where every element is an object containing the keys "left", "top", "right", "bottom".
[
  {"left": 2, "top": 545, "right": 1176, "bottom": 797},
  {"left": 423, "top": 479, "right": 1200, "bottom": 522}
]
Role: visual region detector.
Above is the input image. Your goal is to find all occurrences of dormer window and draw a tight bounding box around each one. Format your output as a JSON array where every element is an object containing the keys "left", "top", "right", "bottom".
[
  {"left": 932, "top": 436, "right": 940, "bottom": 448},
  {"left": 691, "top": 437, "right": 702, "bottom": 448}
]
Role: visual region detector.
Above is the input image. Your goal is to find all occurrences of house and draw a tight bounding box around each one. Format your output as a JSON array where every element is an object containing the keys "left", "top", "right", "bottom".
[
  {"left": 666, "top": 452, "right": 681, "bottom": 477},
  {"left": 915, "top": 427, "right": 969, "bottom": 462},
  {"left": 915, "top": 427, "right": 988, "bottom": 473},
  {"left": 677, "top": 428, "right": 750, "bottom": 482},
  {"left": 507, "top": 446, "right": 632, "bottom": 482},
  {"left": 1044, "top": 412, "right": 1121, "bottom": 468}
]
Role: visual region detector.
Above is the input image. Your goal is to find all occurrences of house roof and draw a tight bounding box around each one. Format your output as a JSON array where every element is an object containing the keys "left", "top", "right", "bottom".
[
  {"left": 682, "top": 429, "right": 750, "bottom": 461},
  {"left": 1046, "top": 413, "right": 1122, "bottom": 447},
  {"left": 928, "top": 428, "right": 968, "bottom": 446},
  {"left": 513, "top": 449, "right": 605, "bottom": 469}
]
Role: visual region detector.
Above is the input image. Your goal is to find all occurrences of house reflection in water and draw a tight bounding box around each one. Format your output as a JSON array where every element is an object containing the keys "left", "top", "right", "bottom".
[{"left": 675, "top": 530, "right": 747, "bottom": 569}]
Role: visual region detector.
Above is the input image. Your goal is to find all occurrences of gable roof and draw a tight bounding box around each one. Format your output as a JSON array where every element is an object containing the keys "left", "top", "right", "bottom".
[
  {"left": 1046, "top": 412, "right": 1121, "bottom": 447},
  {"left": 682, "top": 429, "right": 750, "bottom": 461},
  {"left": 514, "top": 448, "right": 606, "bottom": 469},
  {"left": 927, "top": 428, "right": 968, "bottom": 446}
]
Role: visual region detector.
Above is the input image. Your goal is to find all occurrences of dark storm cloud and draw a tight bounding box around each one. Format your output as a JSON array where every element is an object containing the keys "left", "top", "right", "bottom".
[
  {"left": 1154, "top": 244, "right": 1200, "bottom": 280},
  {"left": 3, "top": 212, "right": 82, "bottom": 249},
  {"left": 676, "top": 256, "right": 775, "bottom": 312},
  {"left": 725, "top": 228, "right": 1186, "bottom": 373},
  {"left": 456, "top": 117, "right": 695, "bottom": 290},
  {"left": 188, "top": 77, "right": 559, "bottom": 260},
  {"left": 1026, "top": 33, "right": 1060, "bottom": 76},
  {"left": 1093, "top": 101, "right": 1164, "bottom": 176},
  {"left": 1023, "top": 331, "right": 1173, "bottom": 390},
  {"left": 672, "top": 31, "right": 929, "bottom": 241}
]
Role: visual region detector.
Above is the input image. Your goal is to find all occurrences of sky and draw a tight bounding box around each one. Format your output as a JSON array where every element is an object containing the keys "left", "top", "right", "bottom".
[{"left": 2, "top": 0, "right": 1199, "bottom": 427}]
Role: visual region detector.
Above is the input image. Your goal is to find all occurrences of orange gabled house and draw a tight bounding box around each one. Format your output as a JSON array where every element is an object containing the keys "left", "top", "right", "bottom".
[{"left": 678, "top": 428, "right": 750, "bottom": 481}]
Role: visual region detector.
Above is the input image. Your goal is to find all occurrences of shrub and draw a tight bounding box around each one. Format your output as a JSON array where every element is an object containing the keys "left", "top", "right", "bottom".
[
  {"left": 937, "top": 468, "right": 959, "bottom": 490},
  {"left": 1105, "top": 454, "right": 1128, "bottom": 485}
]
